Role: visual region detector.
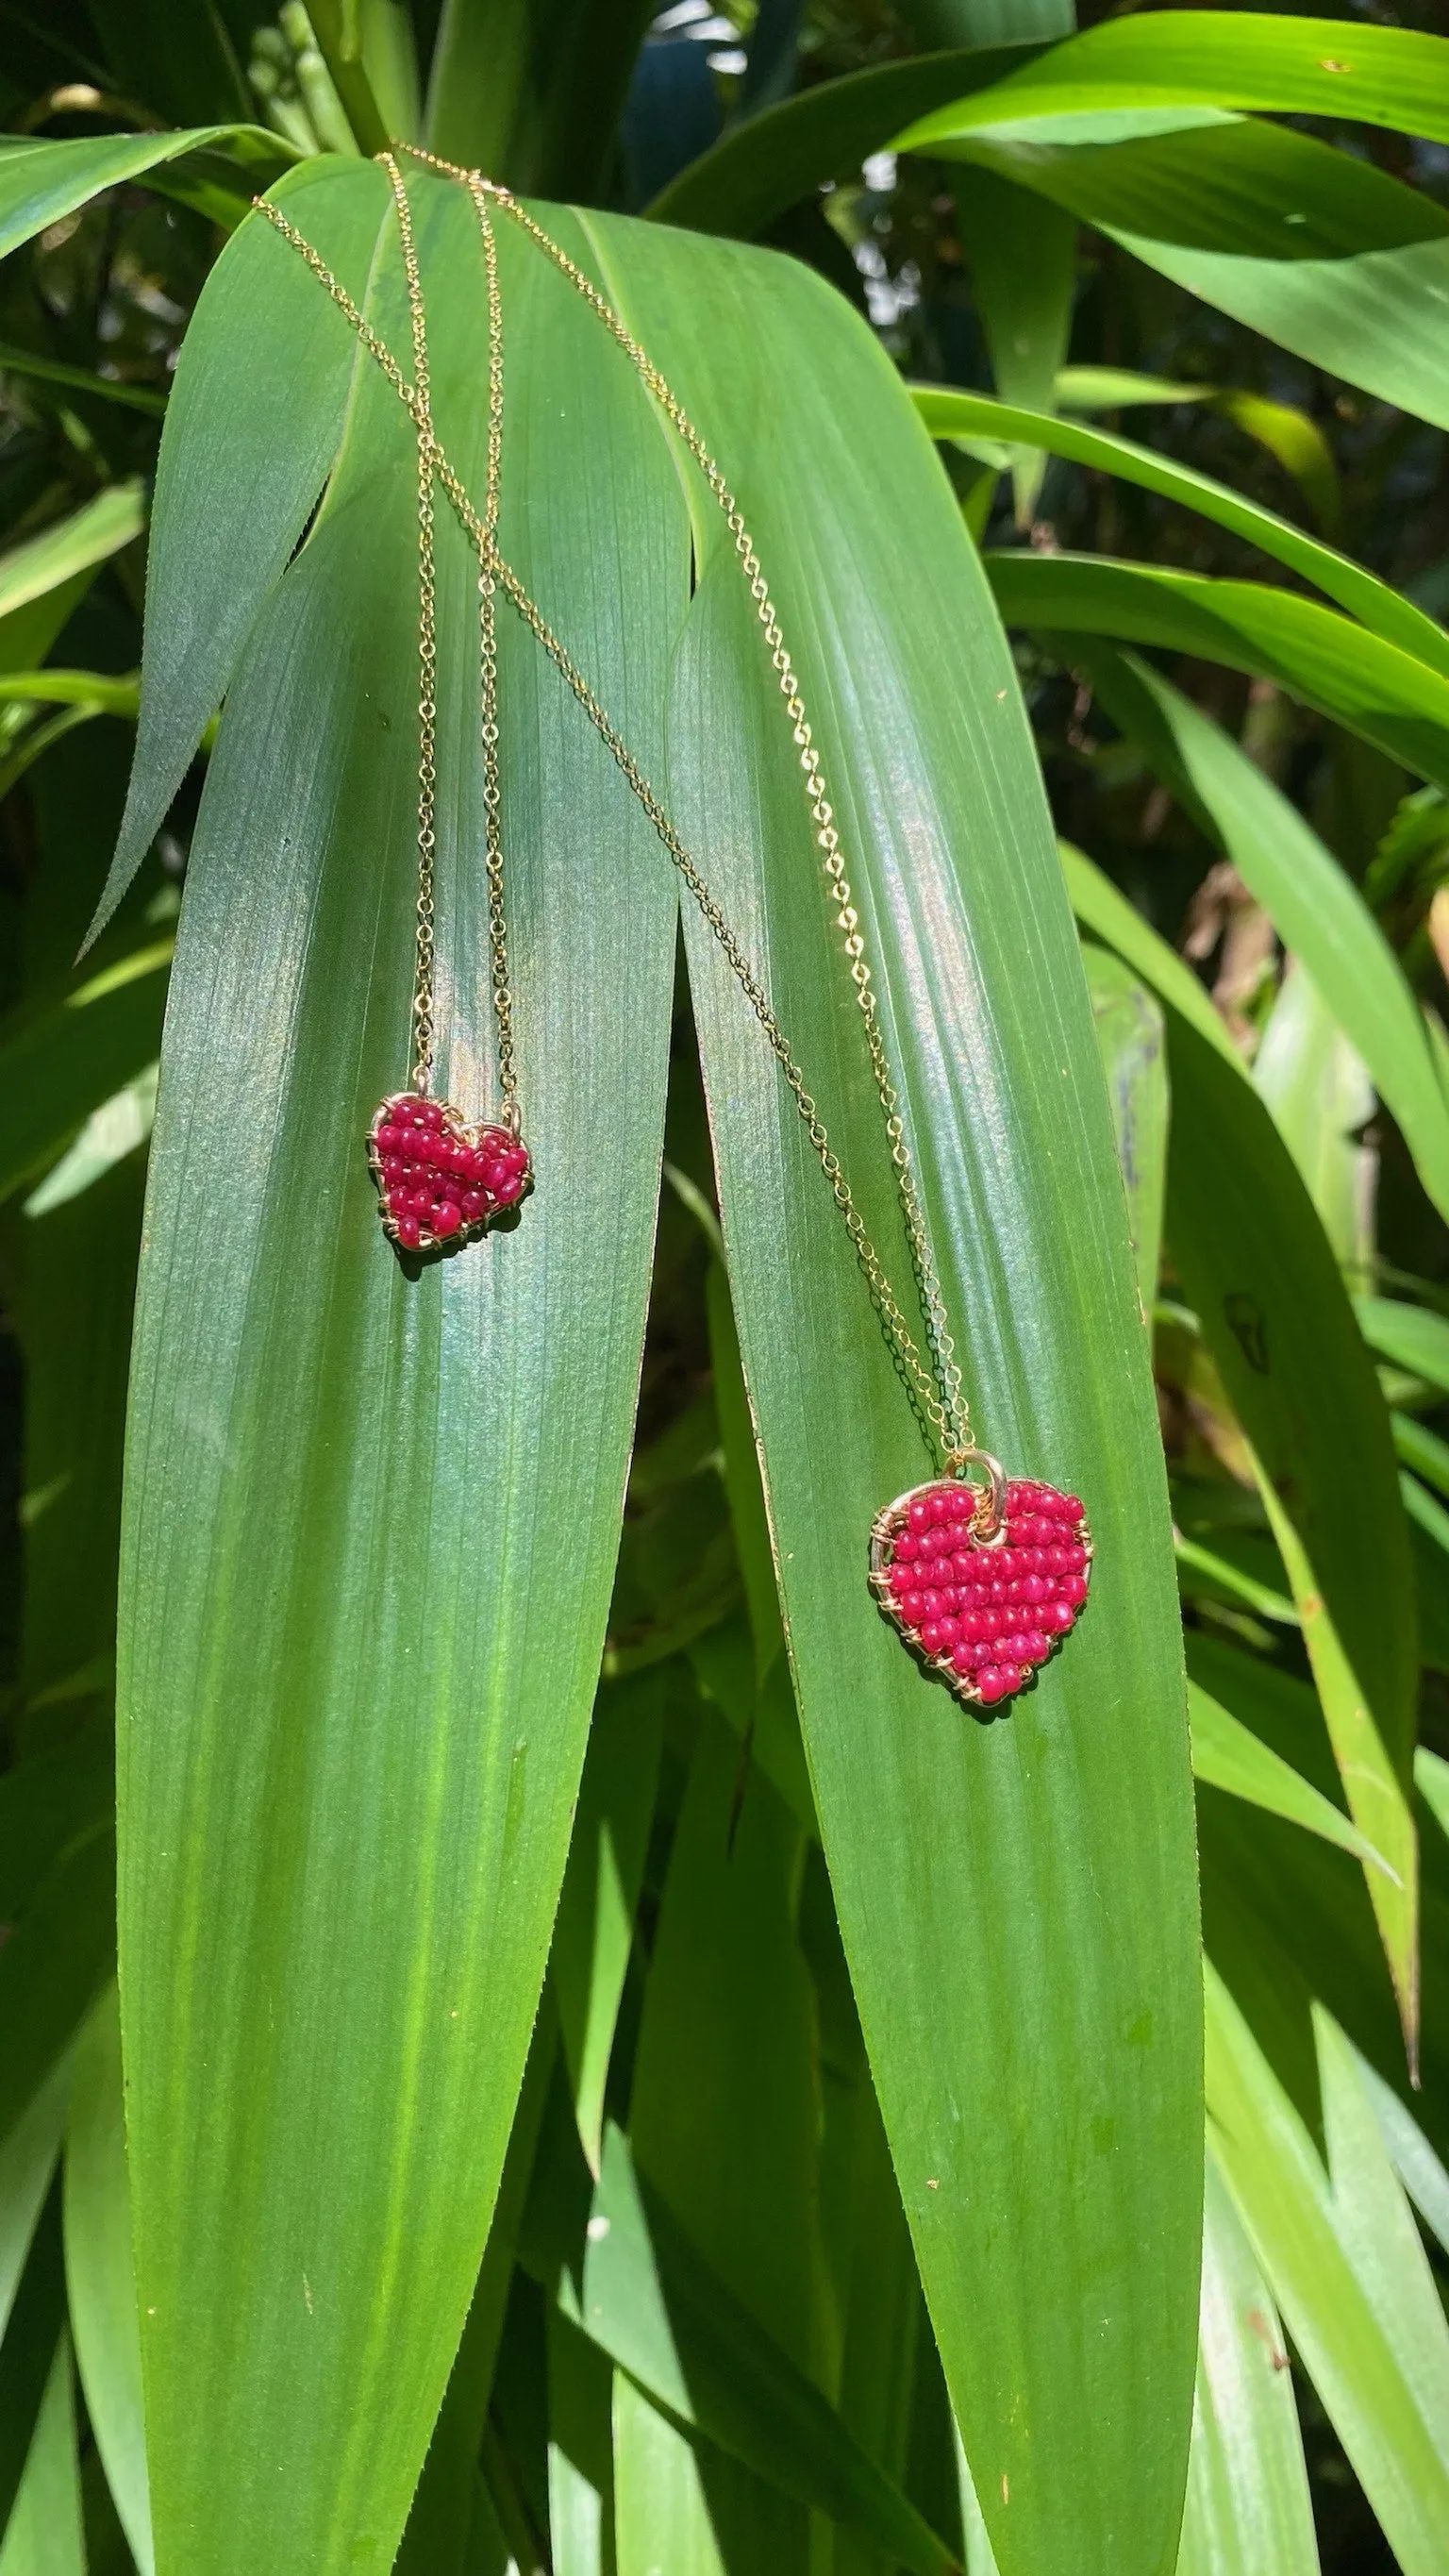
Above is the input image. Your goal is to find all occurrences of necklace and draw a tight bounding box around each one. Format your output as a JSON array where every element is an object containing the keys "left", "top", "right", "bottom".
[{"left": 254, "top": 152, "right": 1092, "bottom": 1711}]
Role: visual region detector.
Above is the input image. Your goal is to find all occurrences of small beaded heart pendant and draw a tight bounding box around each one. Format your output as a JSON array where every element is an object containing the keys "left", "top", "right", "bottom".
[
  {"left": 870, "top": 1457, "right": 1091, "bottom": 1709},
  {"left": 369, "top": 1092, "right": 532, "bottom": 1254}
]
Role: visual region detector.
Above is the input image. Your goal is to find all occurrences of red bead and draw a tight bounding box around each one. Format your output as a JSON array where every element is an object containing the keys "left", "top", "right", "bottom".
[
  {"left": 493, "top": 1171, "right": 525, "bottom": 1206},
  {"left": 889, "top": 1565, "right": 914, "bottom": 1597},
  {"left": 1023, "top": 1632, "right": 1051, "bottom": 1664},
  {"left": 394, "top": 1213, "right": 421, "bottom": 1248},
  {"left": 920, "top": 1590, "right": 943, "bottom": 1619},
  {"left": 459, "top": 1189, "right": 486, "bottom": 1223},
  {"left": 900, "top": 1593, "right": 925, "bottom": 1625},
  {"left": 922, "top": 1621, "right": 947, "bottom": 1655},
  {"left": 895, "top": 1533, "right": 920, "bottom": 1564},
  {"left": 503, "top": 1146, "right": 530, "bottom": 1177},
  {"left": 908, "top": 1499, "right": 931, "bottom": 1534},
  {"left": 975, "top": 1664, "right": 1004, "bottom": 1698},
  {"left": 927, "top": 1493, "right": 949, "bottom": 1526},
  {"left": 1062, "top": 1574, "right": 1089, "bottom": 1606},
  {"left": 952, "top": 1644, "right": 977, "bottom": 1676},
  {"left": 433, "top": 1199, "right": 463, "bottom": 1238},
  {"left": 1040, "top": 1600, "right": 1073, "bottom": 1633},
  {"left": 1060, "top": 1496, "right": 1085, "bottom": 1522},
  {"left": 418, "top": 1101, "right": 444, "bottom": 1129},
  {"left": 1020, "top": 1574, "right": 1047, "bottom": 1605}
]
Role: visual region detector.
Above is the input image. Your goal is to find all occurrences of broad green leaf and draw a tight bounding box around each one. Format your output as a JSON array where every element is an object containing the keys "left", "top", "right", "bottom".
[
  {"left": 1357, "top": 1296, "right": 1449, "bottom": 1395},
  {"left": 1355, "top": 2048, "right": 1449, "bottom": 2261},
  {"left": 909, "top": 388, "right": 1445, "bottom": 670},
  {"left": 62, "top": 1991, "right": 152, "bottom": 2576},
  {"left": 0, "top": 344, "right": 166, "bottom": 419},
  {"left": 396, "top": 2019, "right": 554, "bottom": 2575},
  {"left": 1253, "top": 964, "right": 1374, "bottom": 1280},
  {"left": 1393, "top": 1413, "right": 1449, "bottom": 1497},
  {"left": 0, "top": 129, "right": 297, "bottom": 260},
  {"left": 913, "top": 109, "right": 1449, "bottom": 436},
  {"left": 547, "top": 2312, "right": 613, "bottom": 2576},
  {"left": 0, "top": 945, "right": 170, "bottom": 1206},
  {"left": 1189, "top": 1682, "right": 1397, "bottom": 1879},
  {"left": 0, "top": 487, "right": 145, "bottom": 679},
  {"left": 1176, "top": 2150, "right": 1319, "bottom": 2576},
  {"left": 706, "top": 1266, "right": 785, "bottom": 1678},
  {"left": 1077, "top": 648, "right": 1449, "bottom": 1227},
  {"left": 0, "top": 2333, "right": 84, "bottom": 2576},
  {"left": 896, "top": 12, "right": 1449, "bottom": 147},
  {"left": 626, "top": 1697, "right": 819, "bottom": 2566},
  {"left": 98, "top": 161, "right": 389, "bottom": 938},
  {"left": 1419, "top": 1745, "right": 1449, "bottom": 1847},
  {"left": 1317, "top": 2009, "right": 1449, "bottom": 2440},
  {"left": 572, "top": 2126, "right": 957, "bottom": 2576},
  {"left": 952, "top": 171, "right": 1074, "bottom": 523},
  {"left": 655, "top": 14, "right": 1449, "bottom": 241},
  {"left": 1055, "top": 367, "right": 1341, "bottom": 529},
  {"left": 1204, "top": 1966, "right": 1449, "bottom": 2576},
  {"left": 1081, "top": 942, "right": 1167, "bottom": 1316},
  {"left": 646, "top": 43, "right": 1044, "bottom": 234},
  {"left": 608, "top": 217, "right": 1199, "bottom": 2576},
  {"left": 0, "top": 2200, "right": 66, "bottom": 2546},
  {"left": 1176, "top": 1533, "right": 1296, "bottom": 1628},
  {"left": 987, "top": 552, "right": 1449, "bottom": 792},
  {"left": 424, "top": 0, "right": 655, "bottom": 194},
  {"left": 117, "top": 170, "right": 686, "bottom": 2575},
  {"left": 551, "top": 1675, "right": 663, "bottom": 2175},
  {"left": 1065, "top": 845, "right": 1419, "bottom": 2036},
  {"left": 0, "top": 2069, "right": 69, "bottom": 2352},
  {"left": 613, "top": 2372, "right": 724, "bottom": 2576}
]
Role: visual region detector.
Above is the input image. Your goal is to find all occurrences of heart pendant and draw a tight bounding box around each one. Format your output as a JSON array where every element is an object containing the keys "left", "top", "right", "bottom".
[
  {"left": 870, "top": 1454, "right": 1091, "bottom": 1709},
  {"left": 368, "top": 1092, "right": 533, "bottom": 1254}
]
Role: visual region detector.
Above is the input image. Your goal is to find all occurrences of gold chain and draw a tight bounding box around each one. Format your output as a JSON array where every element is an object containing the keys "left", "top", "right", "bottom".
[{"left": 252, "top": 170, "right": 972, "bottom": 1464}]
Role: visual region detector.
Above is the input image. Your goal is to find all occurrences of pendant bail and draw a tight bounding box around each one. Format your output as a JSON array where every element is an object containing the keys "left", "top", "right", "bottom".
[{"left": 944, "top": 1445, "right": 1008, "bottom": 1542}]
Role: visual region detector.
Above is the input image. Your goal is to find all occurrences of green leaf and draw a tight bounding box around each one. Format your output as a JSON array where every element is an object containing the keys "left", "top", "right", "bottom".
[
  {"left": 1354, "top": 2046, "right": 1449, "bottom": 2261},
  {"left": 1189, "top": 1681, "right": 1397, "bottom": 1878},
  {"left": 1065, "top": 844, "right": 1420, "bottom": 2041},
  {"left": 0, "top": 2333, "right": 85, "bottom": 2576},
  {"left": 0, "top": 343, "right": 167, "bottom": 419},
  {"left": 1081, "top": 942, "right": 1167, "bottom": 1316},
  {"left": 0, "top": 944, "right": 170, "bottom": 1206},
  {"left": 612, "top": 216, "right": 1200, "bottom": 2576},
  {"left": 1054, "top": 367, "right": 1341, "bottom": 530},
  {"left": 62, "top": 1990, "right": 152, "bottom": 2576},
  {"left": 98, "top": 163, "right": 389, "bottom": 939},
  {"left": 1204, "top": 1967, "right": 1449, "bottom": 2576},
  {"left": 987, "top": 551, "right": 1449, "bottom": 791},
  {"left": 0, "top": 130, "right": 298, "bottom": 260},
  {"left": 1357, "top": 1296, "right": 1449, "bottom": 1395},
  {"left": 953, "top": 171, "right": 1074, "bottom": 524},
  {"left": 1076, "top": 648, "right": 1449, "bottom": 1228},
  {"left": 0, "top": 486, "right": 145, "bottom": 678},
  {"left": 625, "top": 1696, "right": 819, "bottom": 2567},
  {"left": 425, "top": 0, "right": 657, "bottom": 197},
  {"left": 117, "top": 170, "right": 686, "bottom": 2575},
  {"left": 1176, "top": 2149, "right": 1320, "bottom": 2576},
  {"left": 909, "top": 108, "right": 1449, "bottom": 436},
  {"left": 573, "top": 2126, "right": 958, "bottom": 2576},
  {"left": 896, "top": 12, "right": 1449, "bottom": 148},
  {"left": 908, "top": 389, "right": 1442, "bottom": 669},
  {"left": 1254, "top": 964, "right": 1374, "bottom": 1280},
  {"left": 646, "top": 42, "right": 1046, "bottom": 235},
  {"left": 0, "top": 2068, "right": 69, "bottom": 2352},
  {"left": 551, "top": 1676, "right": 663, "bottom": 2177}
]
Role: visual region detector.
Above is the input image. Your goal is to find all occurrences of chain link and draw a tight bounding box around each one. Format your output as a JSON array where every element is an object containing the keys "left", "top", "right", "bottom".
[{"left": 254, "top": 168, "right": 972, "bottom": 1464}]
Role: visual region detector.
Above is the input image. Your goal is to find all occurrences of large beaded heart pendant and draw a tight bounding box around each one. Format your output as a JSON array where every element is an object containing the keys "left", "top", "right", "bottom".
[
  {"left": 869, "top": 1453, "right": 1091, "bottom": 1709},
  {"left": 369, "top": 1093, "right": 532, "bottom": 1254}
]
